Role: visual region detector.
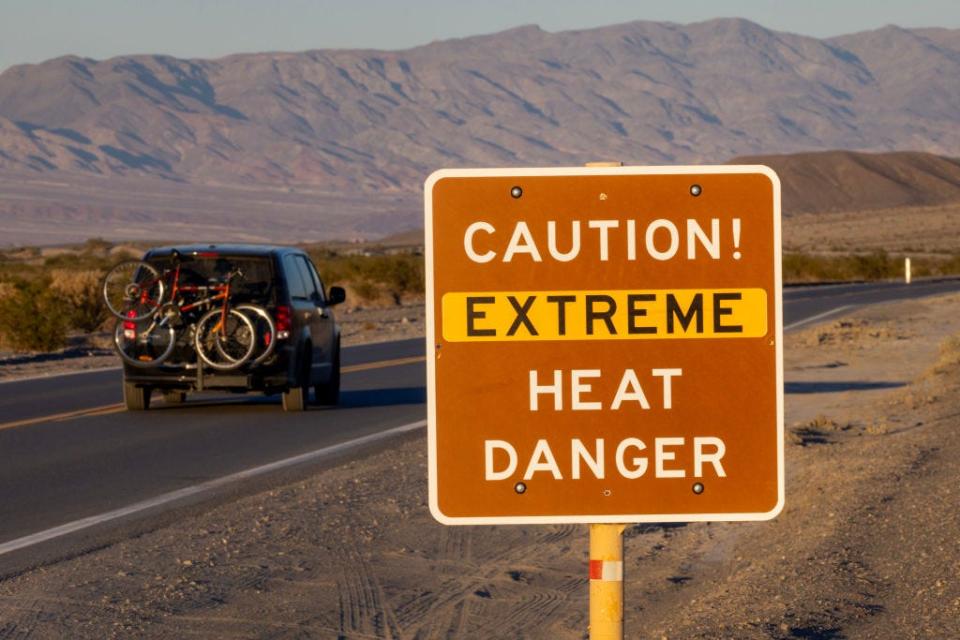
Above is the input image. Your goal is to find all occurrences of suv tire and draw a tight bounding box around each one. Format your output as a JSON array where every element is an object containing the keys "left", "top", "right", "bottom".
[
  {"left": 124, "top": 381, "right": 151, "bottom": 411},
  {"left": 315, "top": 345, "right": 340, "bottom": 406},
  {"left": 163, "top": 390, "right": 186, "bottom": 404},
  {"left": 282, "top": 349, "right": 311, "bottom": 412},
  {"left": 282, "top": 385, "right": 306, "bottom": 412}
]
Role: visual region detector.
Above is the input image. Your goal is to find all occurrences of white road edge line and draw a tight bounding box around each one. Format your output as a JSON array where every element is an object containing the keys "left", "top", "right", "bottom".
[
  {"left": 783, "top": 305, "right": 855, "bottom": 332},
  {"left": 0, "top": 418, "right": 427, "bottom": 557}
]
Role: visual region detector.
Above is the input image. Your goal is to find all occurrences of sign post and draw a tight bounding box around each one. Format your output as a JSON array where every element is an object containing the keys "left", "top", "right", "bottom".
[
  {"left": 590, "top": 522, "right": 625, "bottom": 638},
  {"left": 425, "top": 164, "right": 783, "bottom": 637}
]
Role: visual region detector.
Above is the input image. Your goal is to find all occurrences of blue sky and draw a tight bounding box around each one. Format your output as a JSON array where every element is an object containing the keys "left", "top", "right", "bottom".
[{"left": 1, "top": 0, "right": 958, "bottom": 72}]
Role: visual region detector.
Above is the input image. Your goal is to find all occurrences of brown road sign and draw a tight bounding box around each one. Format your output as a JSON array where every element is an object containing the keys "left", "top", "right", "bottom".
[{"left": 425, "top": 166, "right": 783, "bottom": 525}]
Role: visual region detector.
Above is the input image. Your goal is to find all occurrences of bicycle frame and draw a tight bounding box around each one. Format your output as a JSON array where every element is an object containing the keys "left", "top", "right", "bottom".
[
  {"left": 179, "top": 281, "right": 234, "bottom": 337},
  {"left": 126, "top": 260, "right": 236, "bottom": 339},
  {"left": 170, "top": 262, "right": 237, "bottom": 335}
]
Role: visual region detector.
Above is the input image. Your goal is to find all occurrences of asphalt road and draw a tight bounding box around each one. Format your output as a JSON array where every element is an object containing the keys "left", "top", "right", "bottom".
[
  {"left": 1, "top": 277, "right": 959, "bottom": 565},
  {"left": 782, "top": 277, "right": 960, "bottom": 330}
]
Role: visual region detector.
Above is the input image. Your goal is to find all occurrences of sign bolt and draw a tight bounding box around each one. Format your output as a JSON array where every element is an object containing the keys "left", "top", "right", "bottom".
[
  {"left": 692, "top": 482, "right": 705, "bottom": 495},
  {"left": 514, "top": 482, "right": 527, "bottom": 494},
  {"left": 510, "top": 186, "right": 523, "bottom": 199},
  {"left": 690, "top": 184, "right": 702, "bottom": 197}
]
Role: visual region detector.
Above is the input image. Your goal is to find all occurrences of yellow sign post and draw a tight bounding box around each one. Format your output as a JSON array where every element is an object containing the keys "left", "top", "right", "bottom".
[{"left": 589, "top": 522, "right": 626, "bottom": 638}]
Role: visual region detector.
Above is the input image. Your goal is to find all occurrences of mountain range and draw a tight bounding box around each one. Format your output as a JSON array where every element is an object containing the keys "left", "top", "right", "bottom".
[{"left": 0, "top": 18, "right": 959, "bottom": 245}]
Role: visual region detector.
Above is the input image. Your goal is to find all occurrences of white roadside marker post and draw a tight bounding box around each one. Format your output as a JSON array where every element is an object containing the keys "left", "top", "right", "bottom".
[{"left": 905, "top": 257, "right": 912, "bottom": 284}]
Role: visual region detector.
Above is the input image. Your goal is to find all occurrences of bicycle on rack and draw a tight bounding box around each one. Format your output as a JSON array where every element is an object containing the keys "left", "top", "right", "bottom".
[{"left": 103, "top": 253, "right": 275, "bottom": 370}]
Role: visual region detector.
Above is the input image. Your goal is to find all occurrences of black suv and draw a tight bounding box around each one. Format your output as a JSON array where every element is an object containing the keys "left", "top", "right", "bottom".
[{"left": 120, "top": 244, "right": 345, "bottom": 412}]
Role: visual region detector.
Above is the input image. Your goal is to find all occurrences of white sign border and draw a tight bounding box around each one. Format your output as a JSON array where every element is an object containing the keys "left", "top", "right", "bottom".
[{"left": 424, "top": 164, "right": 784, "bottom": 526}]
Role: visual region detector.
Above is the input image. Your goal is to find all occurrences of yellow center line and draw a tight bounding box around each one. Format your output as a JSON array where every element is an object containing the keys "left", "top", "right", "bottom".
[
  {"left": 0, "top": 404, "right": 125, "bottom": 432},
  {"left": 81, "top": 405, "right": 127, "bottom": 418},
  {"left": 0, "top": 354, "right": 427, "bottom": 432},
  {"left": 342, "top": 355, "right": 425, "bottom": 373}
]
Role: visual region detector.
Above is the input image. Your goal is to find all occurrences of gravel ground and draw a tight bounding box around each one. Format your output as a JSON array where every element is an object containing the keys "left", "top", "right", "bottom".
[{"left": 1, "top": 295, "right": 959, "bottom": 638}]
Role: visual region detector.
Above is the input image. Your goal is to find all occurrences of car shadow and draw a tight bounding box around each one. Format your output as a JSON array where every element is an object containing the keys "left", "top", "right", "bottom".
[
  {"left": 152, "top": 386, "right": 427, "bottom": 410},
  {"left": 338, "top": 386, "right": 426, "bottom": 408},
  {"left": 784, "top": 381, "right": 905, "bottom": 394}
]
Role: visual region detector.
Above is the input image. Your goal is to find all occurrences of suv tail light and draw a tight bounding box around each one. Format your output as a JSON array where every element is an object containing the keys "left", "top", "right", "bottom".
[
  {"left": 123, "top": 309, "right": 137, "bottom": 339},
  {"left": 275, "top": 305, "right": 292, "bottom": 339}
]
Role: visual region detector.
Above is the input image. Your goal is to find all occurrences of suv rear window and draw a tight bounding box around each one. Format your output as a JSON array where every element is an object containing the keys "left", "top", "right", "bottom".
[{"left": 148, "top": 255, "right": 276, "bottom": 306}]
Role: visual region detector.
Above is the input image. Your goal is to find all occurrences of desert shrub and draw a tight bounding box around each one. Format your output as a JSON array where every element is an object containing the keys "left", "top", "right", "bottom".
[
  {"left": 43, "top": 251, "right": 113, "bottom": 272},
  {"left": 309, "top": 251, "right": 424, "bottom": 303},
  {"left": 0, "top": 262, "right": 42, "bottom": 282},
  {"left": 784, "top": 250, "right": 899, "bottom": 283},
  {"left": 852, "top": 249, "right": 897, "bottom": 280},
  {"left": 48, "top": 268, "right": 108, "bottom": 332},
  {"left": 369, "top": 254, "right": 424, "bottom": 295},
  {"left": 81, "top": 237, "right": 112, "bottom": 254},
  {"left": 782, "top": 253, "right": 833, "bottom": 282},
  {"left": 935, "top": 253, "right": 960, "bottom": 276},
  {"left": 0, "top": 282, "right": 14, "bottom": 341},
  {"left": 351, "top": 280, "right": 382, "bottom": 302},
  {"left": 0, "top": 278, "right": 68, "bottom": 352},
  {"left": 926, "top": 333, "right": 960, "bottom": 377}
]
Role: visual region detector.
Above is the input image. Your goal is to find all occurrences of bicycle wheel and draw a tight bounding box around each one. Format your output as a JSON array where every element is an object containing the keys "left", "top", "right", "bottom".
[
  {"left": 235, "top": 304, "right": 277, "bottom": 367},
  {"left": 113, "top": 316, "right": 176, "bottom": 367},
  {"left": 194, "top": 308, "right": 257, "bottom": 370},
  {"left": 102, "top": 260, "right": 165, "bottom": 321}
]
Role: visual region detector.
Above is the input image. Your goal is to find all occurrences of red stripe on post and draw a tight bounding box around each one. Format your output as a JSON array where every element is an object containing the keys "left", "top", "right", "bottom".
[{"left": 589, "top": 559, "right": 603, "bottom": 580}]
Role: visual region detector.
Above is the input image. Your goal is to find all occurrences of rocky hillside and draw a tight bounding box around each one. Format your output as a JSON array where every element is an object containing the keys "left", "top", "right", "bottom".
[
  {"left": 1, "top": 18, "right": 959, "bottom": 194},
  {"left": 732, "top": 150, "right": 960, "bottom": 214}
]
